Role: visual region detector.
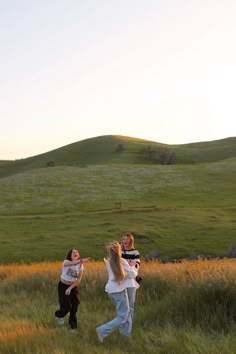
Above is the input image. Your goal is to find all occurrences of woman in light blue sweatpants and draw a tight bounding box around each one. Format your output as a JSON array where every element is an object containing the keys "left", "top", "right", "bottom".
[{"left": 96, "top": 241, "right": 139, "bottom": 343}]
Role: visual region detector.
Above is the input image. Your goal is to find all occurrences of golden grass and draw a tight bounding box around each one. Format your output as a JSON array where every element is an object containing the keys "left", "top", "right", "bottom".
[
  {"left": 0, "top": 261, "right": 61, "bottom": 283},
  {"left": 115, "top": 135, "right": 149, "bottom": 142},
  {"left": 1, "top": 258, "right": 236, "bottom": 288},
  {"left": 0, "top": 259, "right": 236, "bottom": 353},
  {"left": 140, "top": 258, "right": 236, "bottom": 280},
  {"left": 0, "top": 319, "right": 44, "bottom": 343}
]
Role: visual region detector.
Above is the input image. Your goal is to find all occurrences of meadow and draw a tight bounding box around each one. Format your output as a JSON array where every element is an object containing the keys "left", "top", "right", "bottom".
[
  {"left": 0, "top": 159, "right": 236, "bottom": 263},
  {"left": 1, "top": 136, "right": 236, "bottom": 352},
  {"left": 0, "top": 259, "right": 236, "bottom": 354}
]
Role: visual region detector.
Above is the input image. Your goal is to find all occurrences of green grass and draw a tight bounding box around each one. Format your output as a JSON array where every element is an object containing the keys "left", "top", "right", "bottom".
[
  {"left": 0, "top": 260, "right": 236, "bottom": 353},
  {"left": 172, "top": 136, "right": 236, "bottom": 163},
  {"left": 0, "top": 160, "right": 235, "bottom": 263},
  {"left": 1, "top": 135, "right": 236, "bottom": 352},
  {"left": 0, "top": 160, "right": 11, "bottom": 165},
  {"left": 0, "top": 207, "right": 236, "bottom": 263}
]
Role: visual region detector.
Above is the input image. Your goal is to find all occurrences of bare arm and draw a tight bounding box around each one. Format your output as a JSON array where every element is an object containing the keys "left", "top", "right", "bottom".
[
  {"left": 65, "top": 269, "right": 83, "bottom": 295},
  {"left": 64, "top": 257, "right": 90, "bottom": 267}
]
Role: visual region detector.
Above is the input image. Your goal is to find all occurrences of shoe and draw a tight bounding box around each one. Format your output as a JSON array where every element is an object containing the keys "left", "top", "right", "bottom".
[
  {"left": 69, "top": 329, "right": 77, "bottom": 334},
  {"left": 96, "top": 328, "right": 104, "bottom": 343},
  {"left": 55, "top": 316, "right": 64, "bottom": 326}
]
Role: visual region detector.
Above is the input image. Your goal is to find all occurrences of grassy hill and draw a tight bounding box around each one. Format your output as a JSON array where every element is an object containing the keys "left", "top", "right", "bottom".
[
  {"left": 1, "top": 135, "right": 235, "bottom": 353},
  {"left": 173, "top": 136, "right": 236, "bottom": 163},
  {"left": 0, "top": 135, "right": 236, "bottom": 178},
  {"left": 0, "top": 158, "right": 235, "bottom": 263},
  {"left": 0, "top": 160, "right": 12, "bottom": 166}
]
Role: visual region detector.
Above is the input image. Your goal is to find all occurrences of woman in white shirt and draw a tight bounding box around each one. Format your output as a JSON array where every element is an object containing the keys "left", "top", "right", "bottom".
[
  {"left": 96, "top": 241, "right": 139, "bottom": 343},
  {"left": 55, "top": 248, "right": 90, "bottom": 330}
]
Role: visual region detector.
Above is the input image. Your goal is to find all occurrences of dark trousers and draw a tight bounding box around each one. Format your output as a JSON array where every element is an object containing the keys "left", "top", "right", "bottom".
[{"left": 55, "top": 281, "right": 80, "bottom": 329}]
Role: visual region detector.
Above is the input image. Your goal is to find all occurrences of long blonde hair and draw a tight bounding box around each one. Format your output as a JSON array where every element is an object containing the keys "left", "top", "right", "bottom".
[{"left": 107, "top": 241, "right": 125, "bottom": 283}]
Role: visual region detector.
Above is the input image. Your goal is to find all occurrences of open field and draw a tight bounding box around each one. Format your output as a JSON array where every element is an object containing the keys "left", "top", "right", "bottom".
[
  {"left": 0, "top": 259, "right": 236, "bottom": 354},
  {"left": 0, "top": 159, "right": 236, "bottom": 263}
]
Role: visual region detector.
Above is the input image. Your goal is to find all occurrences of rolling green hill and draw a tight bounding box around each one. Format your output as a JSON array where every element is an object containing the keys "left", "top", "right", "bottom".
[
  {"left": 1, "top": 135, "right": 235, "bottom": 263},
  {"left": 0, "top": 160, "right": 11, "bottom": 165},
  {"left": 0, "top": 135, "right": 236, "bottom": 178}
]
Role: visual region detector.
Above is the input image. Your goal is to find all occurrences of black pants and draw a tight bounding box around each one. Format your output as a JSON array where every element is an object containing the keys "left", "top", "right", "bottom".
[{"left": 55, "top": 281, "right": 80, "bottom": 329}]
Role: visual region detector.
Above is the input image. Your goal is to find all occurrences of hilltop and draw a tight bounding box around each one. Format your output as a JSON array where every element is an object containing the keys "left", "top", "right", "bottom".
[{"left": 0, "top": 135, "right": 236, "bottom": 178}]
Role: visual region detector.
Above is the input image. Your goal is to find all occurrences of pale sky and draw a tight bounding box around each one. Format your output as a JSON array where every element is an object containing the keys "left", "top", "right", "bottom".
[{"left": 1, "top": 0, "right": 236, "bottom": 160}]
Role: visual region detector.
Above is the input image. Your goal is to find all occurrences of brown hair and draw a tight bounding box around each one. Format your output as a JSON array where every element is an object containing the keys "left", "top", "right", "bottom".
[
  {"left": 65, "top": 249, "right": 80, "bottom": 261},
  {"left": 107, "top": 241, "right": 125, "bottom": 283}
]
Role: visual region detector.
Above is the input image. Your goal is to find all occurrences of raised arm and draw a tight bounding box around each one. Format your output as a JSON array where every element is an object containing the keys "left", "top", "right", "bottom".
[{"left": 64, "top": 257, "right": 90, "bottom": 267}]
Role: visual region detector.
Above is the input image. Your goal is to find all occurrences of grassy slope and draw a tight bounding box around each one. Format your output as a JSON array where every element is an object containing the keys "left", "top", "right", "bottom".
[
  {"left": 0, "top": 135, "right": 236, "bottom": 178},
  {"left": 173, "top": 136, "right": 236, "bottom": 163},
  {"left": 0, "top": 159, "right": 235, "bottom": 263},
  {"left": 0, "top": 160, "right": 11, "bottom": 165}
]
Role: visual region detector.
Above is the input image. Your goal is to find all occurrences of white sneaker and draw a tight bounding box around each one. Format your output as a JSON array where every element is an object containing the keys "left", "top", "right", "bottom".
[
  {"left": 69, "top": 329, "right": 77, "bottom": 334},
  {"left": 96, "top": 328, "right": 104, "bottom": 343},
  {"left": 55, "top": 317, "right": 64, "bottom": 326}
]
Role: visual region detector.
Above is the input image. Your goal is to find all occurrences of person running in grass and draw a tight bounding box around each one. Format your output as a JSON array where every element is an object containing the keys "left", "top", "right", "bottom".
[
  {"left": 55, "top": 248, "right": 90, "bottom": 331},
  {"left": 96, "top": 241, "right": 139, "bottom": 343},
  {"left": 121, "top": 231, "right": 141, "bottom": 330}
]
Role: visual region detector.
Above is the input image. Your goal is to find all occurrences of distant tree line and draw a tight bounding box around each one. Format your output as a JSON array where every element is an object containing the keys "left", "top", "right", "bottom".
[{"left": 115, "top": 143, "right": 176, "bottom": 165}]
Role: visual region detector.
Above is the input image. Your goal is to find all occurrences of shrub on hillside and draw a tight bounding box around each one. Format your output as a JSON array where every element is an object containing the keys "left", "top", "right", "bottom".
[{"left": 140, "top": 146, "right": 176, "bottom": 164}]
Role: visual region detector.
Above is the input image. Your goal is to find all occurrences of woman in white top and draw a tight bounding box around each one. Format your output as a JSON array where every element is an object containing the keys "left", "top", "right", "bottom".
[
  {"left": 96, "top": 241, "right": 139, "bottom": 343},
  {"left": 55, "top": 248, "right": 90, "bottom": 330}
]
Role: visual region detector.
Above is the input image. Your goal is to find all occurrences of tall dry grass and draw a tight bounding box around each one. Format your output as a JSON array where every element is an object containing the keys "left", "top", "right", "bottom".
[{"left": 0, "top": 259, "right": 236, "bottom": 353}]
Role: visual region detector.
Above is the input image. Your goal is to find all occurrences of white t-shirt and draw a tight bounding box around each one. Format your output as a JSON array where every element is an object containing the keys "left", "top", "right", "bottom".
[
  {"left": 61, "top": 261, "right": 84, "bottom": 283},
  {"left": 105, "top": 258, "right": 139, "bottom": 293}
]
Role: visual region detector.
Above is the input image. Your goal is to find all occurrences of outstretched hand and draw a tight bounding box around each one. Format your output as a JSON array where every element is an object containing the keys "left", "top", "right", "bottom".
[{"left": 82, "top": 257, "right": 91, "bottom": 263}]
